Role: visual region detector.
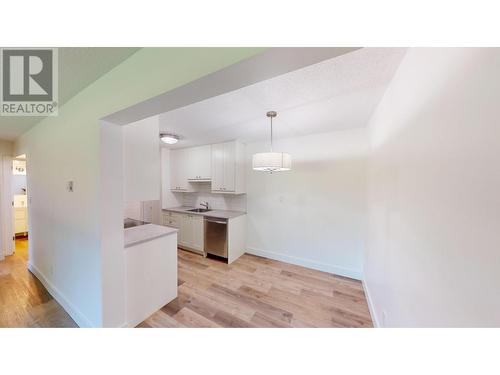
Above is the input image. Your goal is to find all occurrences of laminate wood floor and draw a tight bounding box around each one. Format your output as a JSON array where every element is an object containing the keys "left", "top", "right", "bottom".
[
  {"left": 139, "top": 250, "right": 373, "bottom": 328},
  {"left": 1, "top": 242, "right": 372, "bottom": 328},
  {"left": 0, "top": 238, "right": 77, "bottom": 328}
]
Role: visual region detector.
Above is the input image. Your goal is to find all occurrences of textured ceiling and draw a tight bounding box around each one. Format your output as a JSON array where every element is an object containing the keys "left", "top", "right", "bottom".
[
  {"left": 160, "top": 47, "right": 407, "bottom": 149},
  {"left": 0, "top": 47, "right": 139, "bottom": 140}
]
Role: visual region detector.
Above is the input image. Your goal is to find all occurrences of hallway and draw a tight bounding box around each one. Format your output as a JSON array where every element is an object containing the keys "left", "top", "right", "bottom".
[{"left": 0, "top": 239, "right": 77, "bottom": 327}]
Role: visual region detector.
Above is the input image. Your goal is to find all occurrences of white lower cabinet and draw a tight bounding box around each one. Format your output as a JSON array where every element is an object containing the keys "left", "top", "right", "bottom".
[
  {"left": 162, "top": 211, "right": 180, "bottom": 228},
  {"left": 190, "top": 215, "right": 204, "bottom": 251},
  {"left": 14, "top": 207, "right": 28, "bottom": 234},
  {"left": 125, "top": 232, "right": 177, "bottom": 327},
  {"left": 179, "top": 214, "right": 191, "bottom": 248},
  {"left": 163, "top": 211, "right": 203, "bottom": 252}
]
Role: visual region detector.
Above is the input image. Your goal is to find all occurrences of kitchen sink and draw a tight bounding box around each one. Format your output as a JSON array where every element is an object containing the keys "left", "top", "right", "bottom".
[{"left": 187, "top": 208, "right": 212, "bottom": 213}]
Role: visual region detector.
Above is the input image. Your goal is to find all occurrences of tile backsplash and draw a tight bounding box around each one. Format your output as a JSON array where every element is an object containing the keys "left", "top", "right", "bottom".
[{"left": 181, "top": 185, "right": 246, "bottom": 212}]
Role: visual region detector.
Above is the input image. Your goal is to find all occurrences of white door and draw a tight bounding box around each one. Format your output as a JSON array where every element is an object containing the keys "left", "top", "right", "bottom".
[
  {"left": 223, "top": 142, "right": 236, "bottom": 192},
  {"left": 211, "top": 143, "right": 225, "bottom": 192}
]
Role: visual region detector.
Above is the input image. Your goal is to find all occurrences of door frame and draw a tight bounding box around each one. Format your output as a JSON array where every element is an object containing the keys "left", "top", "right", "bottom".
[{"left": 1, "top": 155, "right": 14, "bottom": 259}]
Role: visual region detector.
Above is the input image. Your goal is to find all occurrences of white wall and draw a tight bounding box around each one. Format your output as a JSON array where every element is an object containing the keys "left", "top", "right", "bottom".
[
  {"left": 365, "top": 48, "right": 500, "bottom": 327},
  {"left": 100, "top": 120, "right": 125, "bottom": 327},
  {"left": 123, "top": 116, "right": 160, "bottom": 202},
  {"left": 245, "top": 128, "right": 369, "bottom": 279},
  {"left": 12, "top": 174, "right": 26, "bottom": 195},
  {"left": 15, "top": 100, "right": 103, "bottom": 327},
  {"left": 160, "top": 148, "right": 183, "bottom": 209}
]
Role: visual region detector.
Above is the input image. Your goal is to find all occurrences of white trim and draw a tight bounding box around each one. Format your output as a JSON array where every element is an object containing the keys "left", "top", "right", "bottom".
[
  {"left": 362, "top": 279, "right": 380, "bottom": 328},
  {"left": 28, "top": 262, "right": 94, "bottom": 328},
  {"left": 1, "top": 155, "right": 14, "bottom": 258},
  {"left": 246, "top": 246, "right": 362, "bottom": 280}
]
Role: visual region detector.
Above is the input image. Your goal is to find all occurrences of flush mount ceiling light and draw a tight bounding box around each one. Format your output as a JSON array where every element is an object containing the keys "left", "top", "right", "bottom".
[
  {"left": 160, "top": 133, "right": 179, "bottom": 144},
  {"left": 252, "top": 111, "right": 292, "bottom": 173}
]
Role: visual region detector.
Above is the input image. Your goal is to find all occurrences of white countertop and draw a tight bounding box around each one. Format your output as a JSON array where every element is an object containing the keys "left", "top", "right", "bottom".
[
  {"left": 124, "top": 224, "right": 178, "bottom": 248},
  {"left": 163, "top": 206, "right": 246, "bottom": 219}
]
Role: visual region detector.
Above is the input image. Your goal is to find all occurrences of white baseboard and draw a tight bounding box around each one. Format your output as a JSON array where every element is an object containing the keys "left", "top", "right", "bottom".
[
  {"left": 362, "top": 280, "right": 380, "bottom": 328},
  {"left": 28, "top": 262, "right": 94, "bottom": 328},
  {"left": 246, "top": 247, "right": 362, "bottom": 280}
]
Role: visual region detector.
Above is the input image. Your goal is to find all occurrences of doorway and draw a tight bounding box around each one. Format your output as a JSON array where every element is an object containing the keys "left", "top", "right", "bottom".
[{"left": 12, "top": 154, "right": 28, "bottom": 259}]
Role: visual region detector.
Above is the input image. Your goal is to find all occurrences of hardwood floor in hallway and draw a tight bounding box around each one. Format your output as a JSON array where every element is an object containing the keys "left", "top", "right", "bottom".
[
  {"left": 0, "top": 238, "right": 77, "bottom": 328},
  {"left": 139, "top": 250, "right": 373, "bottom": 328}
]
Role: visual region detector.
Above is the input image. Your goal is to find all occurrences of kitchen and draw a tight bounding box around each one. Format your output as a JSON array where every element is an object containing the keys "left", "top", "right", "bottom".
[
  {"left": 119, "top": 47, "right": 401, "bottom": 327},
  {"left": 161, "top": 140, "right": 247, "bottom": 263}
]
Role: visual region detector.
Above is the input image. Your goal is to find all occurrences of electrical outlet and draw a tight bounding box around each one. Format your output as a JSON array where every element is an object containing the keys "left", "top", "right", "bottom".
[{"left": 67, "top": 181, "right": 74, "bottom": 192}]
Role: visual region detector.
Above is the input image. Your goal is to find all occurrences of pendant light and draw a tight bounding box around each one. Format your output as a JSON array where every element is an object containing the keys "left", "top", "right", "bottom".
[{"left": 252, "top": 111, "right": 292, "bottom": 172}]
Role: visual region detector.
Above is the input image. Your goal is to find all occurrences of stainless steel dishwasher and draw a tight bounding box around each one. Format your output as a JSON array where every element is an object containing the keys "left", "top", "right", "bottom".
[{"left": 204, "top": 216, "right": 228, "bottom": 258}]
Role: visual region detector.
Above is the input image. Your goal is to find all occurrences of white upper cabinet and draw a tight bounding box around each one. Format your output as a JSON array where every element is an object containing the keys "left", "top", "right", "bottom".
[
  {"left": 211, "top": 141, "right": 245, "bottom": 194},
  {"left": 223, "top": 141, "right": 236, "bottom": 192},
  {"left": 123, "top": 116, "right": 160, "bottom": 202},
  {"left": 211, "top": 142, "right": 225, "bottom": 191},
  {"left": 170, "top": 148, "right": 190, "bottom": 191},
  {"left": 188, "top": 145, "right": 211, "bottom": 181},
  {"left": 168, "top": 141, "right": 245, "bottom": 194}
]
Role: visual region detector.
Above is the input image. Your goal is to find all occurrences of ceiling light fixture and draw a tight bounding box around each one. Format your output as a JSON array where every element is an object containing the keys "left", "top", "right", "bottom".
[
  {"left": 252, "top": 111, "right": 292, "bottom": 173},
  {"left": 160, "top": 133, "right": 179, "bottom": 144}
]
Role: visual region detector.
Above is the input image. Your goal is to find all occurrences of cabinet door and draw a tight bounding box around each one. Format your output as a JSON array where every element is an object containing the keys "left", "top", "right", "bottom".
[
  {"left": 170, "top": 149, "right": 181, "bottom": 190},
  {"left": 197, "top": 145, "right": 212, "bottom": 179},
  {"left": 14, "top": 207, "right": 27, "bottom": 234},
  {"left": 187, "top": 145, "right": 212, "bottom": 180},
  {"left": 170, "top": 149, "right": 189, "bottom": 191},
  {"left": 223, "top": 142, "right": 236, "bottom": 192},
  {"left": 211, "top": 143, "right": 225, "bottom": 192},
  {"left": 190, "top": 215, "right": 204, "bottom": 251},
  {"left": 179, "top": 214, "right": 191, "bottom": 247},
  {"left": 162, "top": 213, "right": 179, "bottom": 229},
  {"left": 162, "top": 213, "right": 169, "bottom": 226}
]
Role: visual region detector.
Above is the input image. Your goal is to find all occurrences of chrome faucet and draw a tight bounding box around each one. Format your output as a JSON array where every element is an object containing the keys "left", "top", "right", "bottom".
[{"left": 200, "top": 201, "right": 209, "bottom": 210}]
